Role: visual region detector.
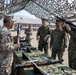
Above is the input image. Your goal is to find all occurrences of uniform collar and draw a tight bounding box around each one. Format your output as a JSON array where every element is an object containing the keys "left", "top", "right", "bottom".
[{"left": 3, "top": 25, "right": 9, "bottom": 30}]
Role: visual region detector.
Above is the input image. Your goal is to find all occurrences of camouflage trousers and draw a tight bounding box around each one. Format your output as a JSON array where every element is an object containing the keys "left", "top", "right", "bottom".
[
  {"left": 38, "top": 41, "right": 48, "bottom": 55},
  {"left": 68, "top": 51, "right": 76, "bottom": 70},
  {"left": 51, "top": 48, "right": 63, "bottom": 60},
  {"left": 0, "top": 52, "right": 13, "bottom": 75}
]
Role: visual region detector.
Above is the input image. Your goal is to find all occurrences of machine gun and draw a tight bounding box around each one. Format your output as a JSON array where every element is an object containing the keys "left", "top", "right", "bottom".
[
  {"left": 56, "top": 16, "right": 76, "bottom": 32},
  {"left": 15, "top": 59, "right": 63, "bottom": 69}
]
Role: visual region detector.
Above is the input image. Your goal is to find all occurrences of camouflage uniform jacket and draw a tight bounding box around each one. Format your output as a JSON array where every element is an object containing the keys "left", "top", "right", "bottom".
[
  {"left": 25, "top": 28, "right": 32, "bottom": 40},
  {"left": 67, "top": 31, "right": 76, "bottom": 70},
  {"left": 0, "top": 25, "right": 16, "bottom": 52},
  {"left": 68, "top": 31, "right": 76, "bottom": 52},
  {"left": 0, "top": 25, "right": 17, "bottom": 74},
  {"left": 37, "top": 25, "right": 50, "bottom": 43},
  {"left": 50, "top": 28, "right": 67, "bottom": 49}
]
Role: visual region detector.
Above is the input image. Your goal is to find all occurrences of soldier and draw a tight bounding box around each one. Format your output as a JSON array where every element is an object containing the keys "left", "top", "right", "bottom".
[
  {"left": 24, "top": 24, "right": 33, "bottom": 44},
  {"left": 64, "top": 24, "right": 76, "bottom": 70},
  {"left": 36, "top": 19, "right": 50, "bottom": 55},
  {"left": 0, "top": 15, "right": 20, "bottom": 75},
  {"left": 50, "top": 19, "right": 67, "bottom": 60}
]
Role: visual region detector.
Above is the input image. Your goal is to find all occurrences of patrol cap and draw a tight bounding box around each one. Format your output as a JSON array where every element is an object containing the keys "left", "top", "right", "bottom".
[
  {"left": 28, "top": 24, "right": 31, "bottom": 26},
  {"left": 3, "top": 14, "right": 14, "bottom": 23},
  {"left": 56, "top": 19, "right": 61, "bottom": 23},
  {"left": 42, "top": 18, "right": 48, "bottom": 21}
]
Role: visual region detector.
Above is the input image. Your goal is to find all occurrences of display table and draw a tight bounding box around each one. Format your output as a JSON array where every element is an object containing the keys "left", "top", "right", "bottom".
[{"left": 13, "top": 42, "right": 76, "bottom": 75}]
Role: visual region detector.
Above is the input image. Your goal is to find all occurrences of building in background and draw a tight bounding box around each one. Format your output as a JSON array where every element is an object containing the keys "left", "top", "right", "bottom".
[
  {"left": 14, "top": 15, "right": 55, "bottom": 31},
  {"left": 0, "top": 15, "right": 55, "bottom": 31},
  {"left": 14, "top": 15, "right": 42, "bottom": 31}
]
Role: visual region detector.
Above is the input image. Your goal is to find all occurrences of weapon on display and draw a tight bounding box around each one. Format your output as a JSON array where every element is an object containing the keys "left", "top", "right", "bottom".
[
  {"left": 17, "top": 24, "right": 21, "bottom": 50},
  {"left": 15, "top": 59, "right": 64, "bottom": 69},
  {"left": 56, "top": 16, "right": 76, "bottom": 32},
  {"left": 33, "top": 63, "right": 49, "bottom": 75}
]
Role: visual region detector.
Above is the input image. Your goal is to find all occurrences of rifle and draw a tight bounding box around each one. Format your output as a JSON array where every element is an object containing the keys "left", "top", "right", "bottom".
[
  {"left": 15, "top": 59, "right": 63, "bottom": 69},
  {"left": 56, "top": 16, "right": 76, "bottom": 32},
  {"left": 17, "top": 24, "right": 21, "bottom": 50}
]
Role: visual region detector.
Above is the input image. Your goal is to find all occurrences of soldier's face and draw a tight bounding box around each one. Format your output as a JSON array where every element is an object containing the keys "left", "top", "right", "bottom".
[
  {"left": 8, "top": 20, "right": 14, "bottom": 29},
  {"left": 56, "top": 22, "right": 61, "bottom": 28},
  {"left": 29, "top": 26, "right": 31, "bottom": 29},
  {"left": 42, "top": 21, "right": 47, "bottom": 26}
]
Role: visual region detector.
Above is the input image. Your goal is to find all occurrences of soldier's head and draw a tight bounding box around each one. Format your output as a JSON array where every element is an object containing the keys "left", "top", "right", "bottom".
[
  {"left": 42, "top": 18, "right": 47, "bottom": 26},
  {"left": 55, "top": 19, "right": 61, "bottom": 29},
  {"left": 3, "top": 14, "right": 14, "bottom": 29},
  {"left": 28, "top": 24, "right": 31, "bottom": 29}
]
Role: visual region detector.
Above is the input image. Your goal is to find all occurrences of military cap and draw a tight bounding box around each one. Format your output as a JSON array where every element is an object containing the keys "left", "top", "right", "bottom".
[
  {"left": 28, "top": 24, "right": 31, "bottom": 26},
  {"left": 56, "top": 19, "right": 61, "bottom": 23},
  {"left": 3, "top": 14, "right": 14, "bottom": 23},
  {"left": 42, "top": 18, "right": 48, "bottom": 21}
]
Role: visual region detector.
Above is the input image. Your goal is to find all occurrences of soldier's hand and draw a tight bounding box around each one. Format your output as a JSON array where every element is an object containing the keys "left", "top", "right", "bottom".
[
  {"left": 17, "top": 43, "right": 20, "bottom": 48},
  {"left": 65, "top": 24, "right": 71, "bottom": 31},
  {"left": 44, "top": 36, "right": 47, "bottom": 41}
]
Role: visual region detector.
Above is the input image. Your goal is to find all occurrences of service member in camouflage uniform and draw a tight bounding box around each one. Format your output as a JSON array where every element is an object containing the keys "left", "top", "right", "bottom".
[
  {"left": 37, "top": 19, "right": 50, "bottom": 55},
  {"left": 0, "top": 15, "right": 20, "bottom": 75},
  {"left": 64, "top": 24, "right": 76, "bottom": 70},
  {"left": 24, "top": 24, "right": 32, "bottom": 44},
  {"left": 50, "top": 20, "right": 67, "bottom": 60}
]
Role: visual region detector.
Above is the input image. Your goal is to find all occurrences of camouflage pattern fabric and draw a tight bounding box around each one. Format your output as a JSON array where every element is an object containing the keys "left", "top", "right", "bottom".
[
  {"left": 37, "top": 25, "right": 50, "bottom": 54},
  {"left": 25, "top": 28, "right": 32, "bottom": 44},
  {"left": 68, "top": 31, "right": 76, "bottom": 70},
  {"left": 0, "top": 52, "right": 13, "bottom": 75},
  {"left": 0, "top": 26, "right": 16, "bottom": 75},
  {"left": 50, "top": 29, "right": 67, "bottom": 60}
]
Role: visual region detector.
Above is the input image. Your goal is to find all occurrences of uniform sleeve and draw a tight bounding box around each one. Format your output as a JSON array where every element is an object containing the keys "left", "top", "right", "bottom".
[
  {"left": 50, "top": 31, "right": 53, "bottom": 48},
  {"left": 62, "top": 32, "right": 68, "bottom": 48},
  {"left": 24, "top": 29, "right": 27, "bottom": 34},
  {"left": 47, "top": 27, "right": 51, "bottom": 38},
  {"left": 30, "top": 29, "right": 33, "bottom": 35},
  {"left": 37, "top": 27, "right": 40, "bottom": 36},
  {"left": 48, "top": 27, "right": 51, "bottom": 34},
  {"left": 68, "top": 31, "right": 76, "bottom": 40},
  {"left": 1, "top": 29, "right": 17, "bottom": 51}
]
